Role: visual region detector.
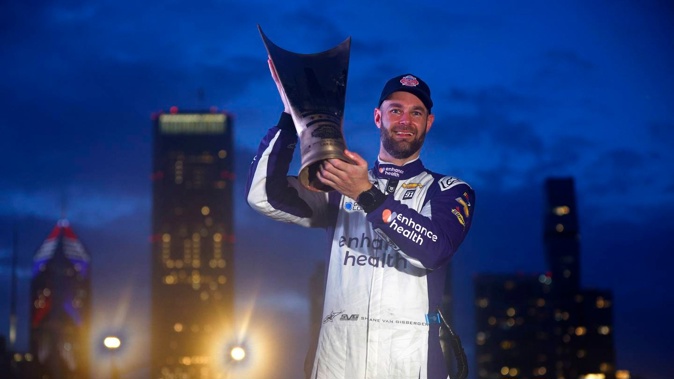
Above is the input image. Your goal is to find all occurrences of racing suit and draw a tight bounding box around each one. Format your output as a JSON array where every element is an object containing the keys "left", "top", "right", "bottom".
[{"left": 246, "top": 113, "right": 475, "bottom": 379}]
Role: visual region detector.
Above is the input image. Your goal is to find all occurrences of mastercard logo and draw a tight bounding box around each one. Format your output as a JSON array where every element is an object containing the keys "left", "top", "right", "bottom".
[{"left": 382, "top": 209, "right": 396, "bottom": 223}]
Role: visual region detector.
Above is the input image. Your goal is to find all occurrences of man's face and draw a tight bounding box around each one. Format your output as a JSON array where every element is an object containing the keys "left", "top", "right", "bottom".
[{"left": 376, "top": 91, "right": 434, "bottom": 161}]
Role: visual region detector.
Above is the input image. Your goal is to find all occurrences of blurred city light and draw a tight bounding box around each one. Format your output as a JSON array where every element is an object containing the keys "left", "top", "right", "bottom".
[
  {"left": 230, "top": 346, "right": 246, "bottom": 361},
  {"left": 580, "top": 374, "right": 605, "bottom": 379},
  {"left": 104, "top": 336, "right": 122, "bottom": 349}
]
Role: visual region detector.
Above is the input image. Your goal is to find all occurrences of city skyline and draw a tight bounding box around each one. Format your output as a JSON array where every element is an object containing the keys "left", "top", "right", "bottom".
[
  {"left": 475, "top": 178, "right": 617, "bottom": 379},
  {"left": 2, "top": 1, "right": 673, "bottom": 378}
]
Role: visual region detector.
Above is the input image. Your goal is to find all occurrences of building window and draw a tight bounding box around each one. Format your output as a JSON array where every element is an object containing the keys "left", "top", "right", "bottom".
[
  {"left": 553, "top": 205, "right": 570, "bottom": 216},
  {"left": 596, "top": 296, "right": 611, "bottom": 308},
  {"left": 500, "top": 340, "right": 515, "bottom": 350}
]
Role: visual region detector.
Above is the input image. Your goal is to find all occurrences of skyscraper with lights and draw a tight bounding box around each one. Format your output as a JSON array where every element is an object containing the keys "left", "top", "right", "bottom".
[
  {"left": 30, "top": 219, "right": 91, "bottom": 379},
  {"left": 150, "top": 108, "right": 235, "bottom": 379}
]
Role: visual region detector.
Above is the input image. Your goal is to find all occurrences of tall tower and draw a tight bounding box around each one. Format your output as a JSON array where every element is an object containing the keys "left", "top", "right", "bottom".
[
  {"left": 544, "top": 178, "right": 616, "bottom": 379},
  {"left": 150, "top": 108, "right": 235, "bottom": 379},
  {"left": 543, "top": 178, "right": 582, "bottom": 378},
  {"left": 30, "top": 219, "right": 91, "bottom": 379},
  {"left": 544, "top": 177, "right": 580, "bottom": 292}
]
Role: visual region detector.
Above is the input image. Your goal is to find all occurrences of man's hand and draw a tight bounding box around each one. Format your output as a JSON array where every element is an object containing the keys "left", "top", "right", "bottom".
[{"left": 317, "top": 150, "right": 372, "bottom": 199}]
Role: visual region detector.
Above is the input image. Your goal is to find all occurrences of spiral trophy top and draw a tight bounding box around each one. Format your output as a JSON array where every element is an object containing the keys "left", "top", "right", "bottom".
[{"left": 259, "top": 25, "right": 352, "bottom": 192}]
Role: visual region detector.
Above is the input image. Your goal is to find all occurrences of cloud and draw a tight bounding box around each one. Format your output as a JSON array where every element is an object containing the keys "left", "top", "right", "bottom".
[
  {"left": 439, "top": 86, "right": 543, "bottom": 146},
  {"left": 8, "top": 190, "right": 149, "bottom": 228},
  {"left": 258, "top": 290, "right": 310, "bottom": 314},
  {"left": 531, "top": 50, "right": 595, "bottom": 89},
  {"left": 649, "top": 121, "right": 674, "bottom": 148},
  {"left": 581, "top": 147, "right": 673, "bottom": 204}
]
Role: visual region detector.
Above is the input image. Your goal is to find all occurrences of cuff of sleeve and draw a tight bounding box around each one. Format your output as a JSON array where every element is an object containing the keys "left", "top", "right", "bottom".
[{"left": 277, "top": 112, "right": 296, "bottom": 133}]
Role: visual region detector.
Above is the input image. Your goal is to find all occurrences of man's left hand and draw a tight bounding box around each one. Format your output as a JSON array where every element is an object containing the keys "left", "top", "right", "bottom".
[{"left": 317, "top": 150, "right": 372, "bottom": 199}]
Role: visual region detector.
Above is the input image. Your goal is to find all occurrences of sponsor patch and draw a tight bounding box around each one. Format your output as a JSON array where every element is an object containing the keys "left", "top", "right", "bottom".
[
  {"left": 340, "top": 313, "right": 359, "bottom": 321},
  {"left": 425, "top": 312, "right": 442, "bottom": 324},
  {"left": 438, "top": 176, "right": 459, "bottom": 191},
  {"left": 382, "top": 209, "right": 396, "bottom": 223},
  {"left": 344, "top": 201, "right": 363, "bottom": 212},
  {"left": 382, "top": 209, "right": 438, "bottom": 246},
  {"left": 323, "top": 311, "right": 344, "bottom": 324},
  {"left": 400, "top": 75, "right": 420, "bottom": 87},
  {"left": 403, "top": 189, "right": 416, "bottom": 200},
  {"left": 452, "top": 208, "right": 466, "bottom": 227},
  {"left": 456, "top": 193, "right": 471, "bottom": 218},
  {"left": 378, "top": 166, "right": 404, "bottom": 178},
  {"left": 343, "top": 250, "right": 408, "bottom": 270}
]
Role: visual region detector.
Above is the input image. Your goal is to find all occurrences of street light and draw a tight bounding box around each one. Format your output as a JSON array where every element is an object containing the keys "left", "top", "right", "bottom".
[
  {"left": 103, "top": 336, "right": 121, "bottom": 379},
  {"left": 230, "top": 345, "right": 246, "bottom": 362},
  {"left": 103, "top": 336, "right": 121, "bottom": 350}
]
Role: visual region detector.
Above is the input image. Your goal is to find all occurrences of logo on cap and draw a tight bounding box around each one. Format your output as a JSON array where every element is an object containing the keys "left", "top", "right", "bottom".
[{"left": 400, "top": 75, "right": 420, "bottom": 87}]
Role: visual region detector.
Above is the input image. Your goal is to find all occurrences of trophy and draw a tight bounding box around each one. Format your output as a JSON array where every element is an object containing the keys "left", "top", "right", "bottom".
[{"left": 258, "top": 25, "right": 352, "bottom": 192}]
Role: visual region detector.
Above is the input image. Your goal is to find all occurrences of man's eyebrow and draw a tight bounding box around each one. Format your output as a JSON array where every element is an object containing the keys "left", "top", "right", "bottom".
[
  {"left": 382, "top": 102, "right": 428, "bottom": 116},
  {"left": 385, "top": 101, "right": 424, "bottom": 110}
]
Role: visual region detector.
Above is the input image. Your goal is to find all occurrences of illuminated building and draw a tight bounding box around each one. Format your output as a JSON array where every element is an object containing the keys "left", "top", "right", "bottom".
[
  {"left": 475, "top": 273, "right": 555, "bottom": 379},
  {"left": 29, "top": 219, "right": 91, "bottom": 379},
  {"left": 474, "top": 178, "right": 616, "bottom": 379},
  {"left": 150, "top": 108, "right": 235, "bottom": 379},
  {"left": 544, "top": 177, "right": 580, "bottom": 292}
]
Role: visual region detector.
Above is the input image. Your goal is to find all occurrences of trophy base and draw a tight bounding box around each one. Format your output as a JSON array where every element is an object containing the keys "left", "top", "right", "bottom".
[{"left": 299, "top": 147, "right": 352, "bottom": 192}]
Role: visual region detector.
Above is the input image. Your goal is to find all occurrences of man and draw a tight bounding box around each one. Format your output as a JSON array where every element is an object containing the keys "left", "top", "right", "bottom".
[{"left": 246, "top": 62, "right": 475, "bottom": 378}]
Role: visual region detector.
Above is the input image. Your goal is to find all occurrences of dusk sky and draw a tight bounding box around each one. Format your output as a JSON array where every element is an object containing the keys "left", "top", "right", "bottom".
[{"left": 1, "top": 1, "right": 673, "bottom": 378}]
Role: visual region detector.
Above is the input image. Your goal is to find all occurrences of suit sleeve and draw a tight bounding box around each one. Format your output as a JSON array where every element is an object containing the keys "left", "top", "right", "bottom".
[
  {"left": 366, "top": 177, "right": 475, "bottom": 270},
  {"left": 245, "top": 112, "right": 333, "bottom": 228}
]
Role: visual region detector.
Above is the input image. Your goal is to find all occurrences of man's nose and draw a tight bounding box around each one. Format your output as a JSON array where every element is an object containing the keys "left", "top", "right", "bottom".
[{"left": 399, "top": 112, "right": 411, "bottom": 124}]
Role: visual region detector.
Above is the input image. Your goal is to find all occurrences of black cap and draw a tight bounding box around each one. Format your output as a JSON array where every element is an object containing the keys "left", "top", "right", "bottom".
[{"left": 378, "top": 74, "right": 433, "bottom": 113}]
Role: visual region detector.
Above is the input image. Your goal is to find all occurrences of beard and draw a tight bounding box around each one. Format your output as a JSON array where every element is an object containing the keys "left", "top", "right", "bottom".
[{"left": 380, "top": 122, "right": 427, "bottom": 160}]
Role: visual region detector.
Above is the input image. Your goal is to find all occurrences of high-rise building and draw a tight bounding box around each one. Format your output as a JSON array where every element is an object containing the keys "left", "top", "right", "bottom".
[
  {"left": 474, "top": 273, "right": 555, "bottom": 379},
  {"left": 150, "top": 108, "right": 235, "bottom": 379},
  {"left": 474, "top": 178, "right": 616, "bottom": 379},
  {"left": 544, "top": 177, "right": 581, "bottom": 292},
  {"left": 30, "top": 219, "right": 91, "bottom": 379},
  {"left": 575, "top": 289, "right": 616, "bottom": 376},
  {"left": 544, "top": 177, "right": 583, "bottom": 377}
]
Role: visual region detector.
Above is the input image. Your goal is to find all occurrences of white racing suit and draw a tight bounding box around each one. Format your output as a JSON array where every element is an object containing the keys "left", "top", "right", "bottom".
[{"left": 246, "top": 113, "right": 475, "bottom": 379}]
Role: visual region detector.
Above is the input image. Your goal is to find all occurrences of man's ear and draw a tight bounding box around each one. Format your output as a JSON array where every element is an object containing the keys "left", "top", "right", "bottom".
[
  {"left": 374, "top": 108, "right": 382, "bottom": 129},
  {"left": 425, "top": 113, "right": 435, "bottom": 132}
]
